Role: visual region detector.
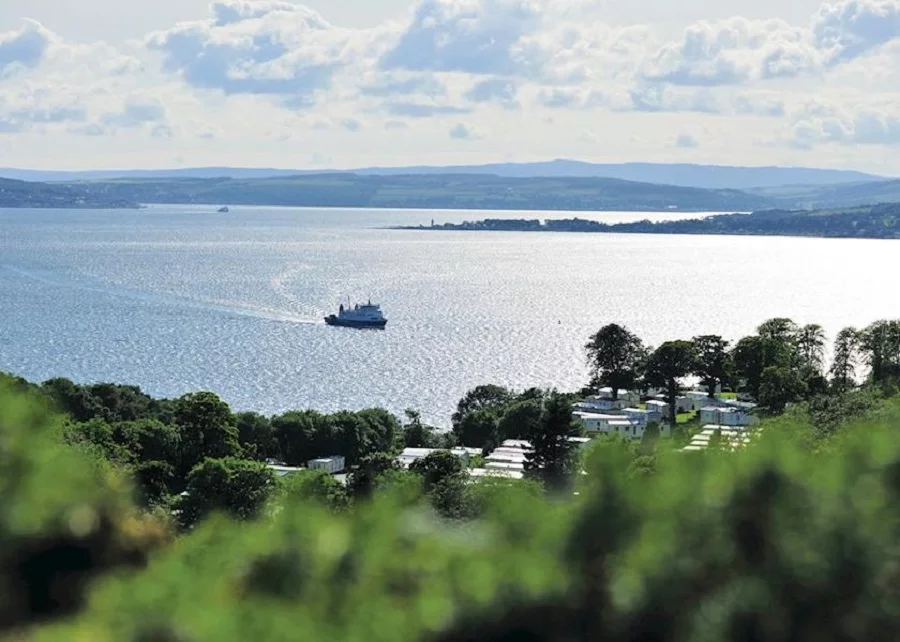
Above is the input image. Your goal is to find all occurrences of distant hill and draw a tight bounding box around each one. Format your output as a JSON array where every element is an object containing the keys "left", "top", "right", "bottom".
[
  {"left": 0, "top": 178, "right": 137, "bottom": 209},
  {"left": 0, "top": 160, "right": 887, "bottom": 190},
  {"left": 749, "top": 179, "right": 900, "bottom": 209},
  {"left": 56, "top": 173, "right": 777, "bottom": 212},
  {"left": 348, "top": 160, "right": 887, "bottom": 190}
]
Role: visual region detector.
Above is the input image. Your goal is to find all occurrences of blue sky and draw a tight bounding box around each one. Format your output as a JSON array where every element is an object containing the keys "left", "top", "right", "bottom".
[{"left": 1, "top": 0, "right": 899, "bottom": 171}]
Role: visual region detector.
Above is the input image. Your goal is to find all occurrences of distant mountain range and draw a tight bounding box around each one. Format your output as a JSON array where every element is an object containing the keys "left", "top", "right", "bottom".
[
  {"left": 3, "top": 167, "right": 900, "bottom": 213},
  {"left": 0, "top": 160, "right": 889, "bottom": 190}
]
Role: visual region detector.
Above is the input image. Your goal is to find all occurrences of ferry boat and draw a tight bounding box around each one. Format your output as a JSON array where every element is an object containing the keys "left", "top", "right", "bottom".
[{"left": 325, "top": 300, "right": 387, "bottom": 329}]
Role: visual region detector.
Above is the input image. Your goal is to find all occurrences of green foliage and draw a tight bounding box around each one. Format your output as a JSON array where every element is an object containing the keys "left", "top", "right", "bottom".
[
  {"left": 692, "top": 334, "right": 731, "bottom": 397},
  {"left": 454, "top": 408, "right": 501, "bottom": 453},
  {"left": 0, "top": 383, "right": 168, "bottom": 631},
  {"left": 235, "top": 412, "right": 276, "bottom": 461},
  {"left": 584, "top": 324, "right": 645, "bottom": 399},
  {"left": 175, "top": 392, "right": 242, "bottom": 479},
  {"left": 497, "top": 398, "right": 543, "bottom": 442},
  {"left": 402, "top": 409, "right": 439, "bottom": 448},
  {"left": 278, "top": 470, "right": 349, "bottom": 513},
  {"left": 176, "top": 458, "right": 277, "bottom": 528},
  {"left": 759, "top": 366, "right": 808, "bottom": 413},
  {"left": 451, "top": 385, "right": 513, "bottom": 431},
  {"left": 524, "top": 392, "right": 581, "bottom": 490},
  {"left": 10, "top": 382, "right": 900, "bottom": 640},
  {"left": 346, "top": 452, "right": 404, "bottom": 500},
  {"left": 645, "top": 340, "right": 696, "bottom": 425},
  {"left": 410, "top": 451, "right": 466, "bottom": 493}
]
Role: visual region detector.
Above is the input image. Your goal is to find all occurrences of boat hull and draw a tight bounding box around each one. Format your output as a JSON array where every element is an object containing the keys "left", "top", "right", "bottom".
[{"left": 324, "top": 315, "right": 387, "bottom": 329}]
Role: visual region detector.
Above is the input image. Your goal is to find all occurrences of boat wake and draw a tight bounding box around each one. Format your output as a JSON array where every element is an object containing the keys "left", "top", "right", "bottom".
[{"left": 1, "top": 265, "right": 322, "bottom": 326}]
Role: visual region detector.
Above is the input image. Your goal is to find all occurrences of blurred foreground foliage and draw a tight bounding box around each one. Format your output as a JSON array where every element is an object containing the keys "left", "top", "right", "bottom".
[{"left": 5, "top": 380, "right": 900, "bottom": 641}]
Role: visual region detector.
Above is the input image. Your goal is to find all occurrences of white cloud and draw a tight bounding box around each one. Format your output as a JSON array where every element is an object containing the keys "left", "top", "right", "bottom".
[
  {"left": 643, "top": 18, "right": 819, "bottom": 85},
  {"left": 380, "top": 0, "right": 544, "bottom": 75},
  {"left": 790, "top": 98, "right": 900, "bottom": 146},
  {"left": 812, "top": 0, "right": 900, "bottom": 64},
  {"left": 3, "top": 0, "right": 900, "bottom": 171},
  {"left": 0, "top": 20, "right": 51, "bottom": 76},
  {"left": 145, "top": 0, "right": 370, "bottom": 98}
]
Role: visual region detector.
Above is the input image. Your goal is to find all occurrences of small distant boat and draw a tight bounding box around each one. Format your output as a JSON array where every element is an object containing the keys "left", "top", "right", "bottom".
[
  {"left": 218, "top": 206, "right": 230, "bottom": 213},
  {"left": 325, "top": 300, "right": 387, "bottom": 329}
]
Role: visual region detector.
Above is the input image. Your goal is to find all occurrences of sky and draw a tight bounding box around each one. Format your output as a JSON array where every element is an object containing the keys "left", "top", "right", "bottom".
[{"left": 1, "top": 0, "right": 900, "bottom": 172}]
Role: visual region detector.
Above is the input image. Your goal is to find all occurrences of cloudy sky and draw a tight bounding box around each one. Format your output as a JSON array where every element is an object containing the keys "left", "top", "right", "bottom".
[{"left": 1, "top": 0, "right": 899, "bottom": 172}]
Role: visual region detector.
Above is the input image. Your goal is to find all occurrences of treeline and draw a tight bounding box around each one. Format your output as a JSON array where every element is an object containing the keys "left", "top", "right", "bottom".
[
  {"left": 0, "top": 373, "right": 588, "bottom": 528},
  {"left": 585, "top": 317, "right": 900, "bottom": 426},
  {"left": 0, "top": 177, "right": 138, "bottom": 209},
  {"left": 411, "top": 203, "right": 900, "bottom": 239}
]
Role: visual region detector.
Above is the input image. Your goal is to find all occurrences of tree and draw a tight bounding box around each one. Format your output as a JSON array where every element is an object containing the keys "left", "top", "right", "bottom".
[
  {"left": 451, "top": 385, "right": 513, "bottom": 429},
  {"left": 174, "top": 392, "right": 241, "bottom": 480},
  {"left": 410, "top": 451, "right": 466, "bottom": 493},
  {"left": 584, "top": 324, "right": 644, "bottom": 400},
  {"left": 757, "top": 317, "right": 799, "bottom": 343},
  {"left": 497, "top": 397, "right": 544, "bottom": 442},
  {"left": 796, "top": 324, "right": 827, "bottom": 374},
  {"left": 402, "top": 409, "right": 438, "bottom": 448},
  {"left": 41, "top": 378, "right": 102, "bottom": 423},
  {"left": 830, "top": 327, "right": 860, "bottom": 391},
  {"left": 176, "top": 457, "right": 277, "bottom": 528},
  {"left": 758, "top": 366, "right": 807, "bottom": 413},
  {"left": 355, "top": 408, "right": 403, "bottom": 458},
  {"left": 279, "top": 470, "right": 349, "bottom": 512},
  {"left": 272, "top": 410, "right": 334, "bottom": 466},
  {"left": 860, "top": 320, "right": 900, "bottom": 384},
  {"left": 346, "top": 452, "right": 403, "bottom": 500},
  {"left": 645, "top": 341, "right": 696, "bottom": 426},
  {"left": 692, "top": 335, "right": 731, "bottom": 398},
  {"left": 113, "top": 419, "right": 180, "bottom": 466},
  {"left": 454, "top": 408, "right": 501, "bottom": 452},
  {"left": 235, "top": 412, "right": 276, "bottom": 461},
  {"left": 732, "top": 335, "right": 792, "bottom": 399},
  {"left": 524, "top": 392, "right": 580, "bottom": 491}
]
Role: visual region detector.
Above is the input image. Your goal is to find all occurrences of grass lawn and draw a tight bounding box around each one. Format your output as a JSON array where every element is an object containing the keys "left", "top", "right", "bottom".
[
  {"left": 718, "top": 392, "right": 738, "bottom": 400},
  {"left": 676, "top": 410, "right": 700, "bottom": 425}
]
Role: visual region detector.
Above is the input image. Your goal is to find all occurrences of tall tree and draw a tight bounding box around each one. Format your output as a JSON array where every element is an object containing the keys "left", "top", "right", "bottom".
[
  {"left": 731, "top": 335, "right": 792, "bottom": 399},
  {"left": 645, "top": 341, "right": 696, "bottom": 426},
  {"left": 524, "top": 392, "right": 580, "bottom": 491},
  {"left": 454, "top": 408, "right": 501, "bottom": 452},
  {"left": 176, "top": 457, "right": 277, "bottom": 529},
  {"left": 271, "top": 410, "right": 334, "bottom": 466},
  {"left": 860, "top": 320, "right": 900, "bottom": 384},
  {"left": 235, "top": 412, "right": 276, "bottom": 461},
  {"left": 692, "top": 335, "right": 731, "bottom": 398},
  {"left": 584, "top": 324, "right": 645, "bottom": 400},
  {"left": 346, "top": 452, "right": 404, "bottom": 500},
  {"left": 758, "top": 366, "right": 807, "bottom": 413},
  {"left": 451, "top": 385, "right": 513, "bottom": 430},
  {"left": 830, "top": 327, "right": 860, "bottom": 392},
  {"left": 410, "top": 451, "right": 466, "bottom": 493},
  {"left": 174, "top": 392, "right": 241, "bottom": 479},
  {"left": 757, "top": 317, "right": 799, "bottom": 343},
  {"left": 402, "top": 409, "right": 438, "bottom": 448},
  {"left": 497, "top": 397, "right": 544, "bottom": 442},
  {"left": 796, "top": 324, "right": 827, "bottom": 374}
]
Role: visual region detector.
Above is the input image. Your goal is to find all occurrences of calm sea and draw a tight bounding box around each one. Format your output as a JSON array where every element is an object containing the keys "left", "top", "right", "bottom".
[{"left": 2, "top": 205, "right": 898, "bottom": 427}]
